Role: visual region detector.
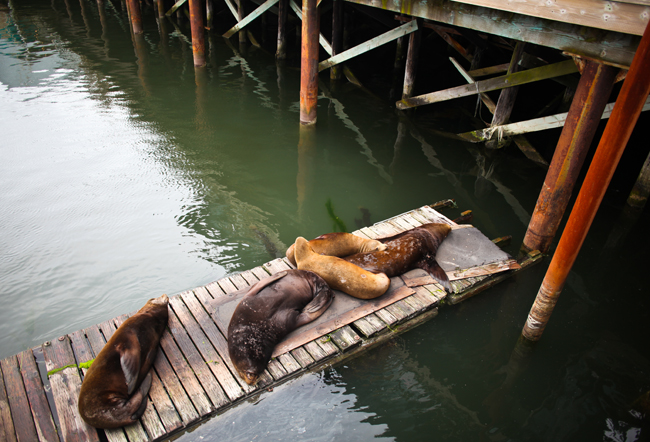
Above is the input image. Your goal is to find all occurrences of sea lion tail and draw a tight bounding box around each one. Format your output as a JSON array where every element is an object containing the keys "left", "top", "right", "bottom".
[{"left": 419, "top": 255, "right": 452, "bottom": 293}]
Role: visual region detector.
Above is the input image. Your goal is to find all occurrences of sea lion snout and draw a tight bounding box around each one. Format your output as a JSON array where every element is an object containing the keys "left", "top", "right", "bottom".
[{"left": 149, "top": 294, "right": 169, "bottom": 306}]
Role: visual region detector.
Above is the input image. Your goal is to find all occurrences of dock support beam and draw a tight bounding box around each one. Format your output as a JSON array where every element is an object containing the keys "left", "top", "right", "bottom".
[
  {"left": 189, "top": 0, "right": 206, "bottom": 67},
  {"left": 276, "top": 0, "right": 289, "bottom": 59},
  {"left": 330, "top": 0, "right": 343, "bottom": 80},
  {"left": 521, "top": 60, "right": 618, "bottom": 254},
  {"left": 522, "top": 22, "right": 650, "bottom": 342},
  {"left": 127, "top": 0, "right": 144, "bottom": 34},
  {"left": 300, "top": 0, "right": 320, "bottom": 125},
  {"left": 402, "top": 19, "right": 421, "bottom": 100}
]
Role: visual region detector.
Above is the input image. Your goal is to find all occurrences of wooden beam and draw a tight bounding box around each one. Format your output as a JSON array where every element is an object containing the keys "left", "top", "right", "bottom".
[
  {"left": 344, "top": 0, "right": 640, "bottom": 67},
  {"left": 223, "top": 0, "right": 280, "bottom": 38},
  {"left": 450, "top": 0, "right": 649, "bottom": 36},
  {"left": 166, "top": 0, "right": 187, "bottom": 16},
  {"left": 458, "top": 95, "right": 650, "bottom": 142},
  {"left": 318, "top": 20, "right": 418, "bottom": 71},
  {"left": 396, "top": 59, "right": 578, "bottom": 109},
  {"left": 449, "top": 57, "right": 496, "bottom": 113},
  {"left": 223, "top": 0, "right": 239, "bottom": 19}
]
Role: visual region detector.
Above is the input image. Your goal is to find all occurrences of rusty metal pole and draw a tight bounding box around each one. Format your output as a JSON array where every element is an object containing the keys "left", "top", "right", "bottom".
[
  {"left": 299, "top": 0, "right": 319, "bottom": 125},
  {"left": 521, "top": 60, "right": 618, "bottom": 255},
  {"left": 522, "top": 22, "right": 650, "bottom": 342},
  {"left": 127, "top": 0, "right": 143, "bottom": 34},
  {"left": 189, "top": 0, "right": 206, "bottom": 67}
]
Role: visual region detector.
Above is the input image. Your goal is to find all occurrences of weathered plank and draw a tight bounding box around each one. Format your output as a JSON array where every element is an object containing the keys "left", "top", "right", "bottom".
[
  {"left": 397, "top": 59, "right": 578, "bottom": 109},
  {"left": 318, "top": 20, "right": 419, "bottom": 71},
  {"left": 0, "top": 355, "right": 39, "bottom": 442},
  {"left": 330, "top": 326, "right": 362, "bottom": 352},
  {"left": 178, "top": 291, "right": 256, "bottom": 394},
  {"left": 450, "top": 0, "right": 649, "bottom": 36},
  {"left": 263, "top": 258, "right": 293, "bottom": 275},
  {"left": 0, "top": 361, "right": 17, "bottom": 442},
  {"left": 353, "top": 313, "right": 387, "bottom": 338},
  {"left": 41, "top": 337, "right": 100, "bottom": 442},
  {"left": 223, "top": 0, "right": 279, "bottom": 38},
  {"left": 289, "top": 347, "right": 315, "bottom": 368}
]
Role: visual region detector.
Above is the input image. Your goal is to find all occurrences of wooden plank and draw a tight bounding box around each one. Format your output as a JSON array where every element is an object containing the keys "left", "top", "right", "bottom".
[
  {"left": 165, "top": 0, "right": 187, "bottom": 16},
  {"left": 302, "top": 341, "right": 328, "bottom": 362},
  {"left": 228, "top": 273, "right": 250, "bottom": 290},
  {"left": 265, "top": 359, "right": 288, "bottom": 380},
  {"left": 178, "top": 291, "right": 256, "bottom": 394},
  {"left": 374, "top": 307, "right": 399, "bottom": 327},
  {"left": 458, "top": 95, "right": 650, "bottom": 141},
  {"left": 449, "top": 0, "right": 650, "bottom": 36},
  {"left": 223, "top": 0, "right": 280, "bottom": 38},
  {"left": 314, "top": 336, "right": 339, "bottom": 356},
  {"left": 167, "top": 298, "right": 242, "bottom": 403},
  {"left": 397, "top": 59, "right": 578, "bottom": 109},
  {"left": 262, "top": 258, "right": 292, "bottom": 275},
  {"left": 467, "top": 62, "right": 510, "bottom": 78},
  {"left": 289, "top": 347, "right": 314, "bottom": 368},
  {"left": 329, "top": 326, "right": 361, "bottom": 352},
  {"left": 0, "top": 356, "right": 38, "bottom": 442},
  {"left": 277, "top": 353, "right": 302, "bottom": 375},
  {"left": 41, "top": 337, "right": 100, "bottom": 442},
  {"left": 15, "top": 350, "right": 59, "bottom": 442},
  {"left": 318, "top": 20, "right": 418, "bottom": 71},
  {"left": 0, "top": 361, "right": 17, "bottom": 442},
  {"left": 350, "top": 0, "right": 640, "bottom": 67},
  {"left": 249, "top": 266, "right": 271, "bottom": 281},
  {"left": 353, "top": 313, "right": 386, "bottom": 338},
  {"left": 217, "top": 277, "right": 239, "bottom": 295}
]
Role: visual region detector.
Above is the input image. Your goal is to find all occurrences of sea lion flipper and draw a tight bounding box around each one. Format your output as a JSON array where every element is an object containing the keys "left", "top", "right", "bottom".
[
  {"left": 130, "top": 372, "right": 152, "bottom": 421},
  {"left": 295, "top": 289, "right": 333, "bottom": 327},
  {"left": 117, "top": 337, "right": 141, "bottom": 395},
  {"left": 246, "top": 271, "right": 288, "bottom": 297},
  {"left": 418, "top": 256, "right": 452, "bottom": 294}
]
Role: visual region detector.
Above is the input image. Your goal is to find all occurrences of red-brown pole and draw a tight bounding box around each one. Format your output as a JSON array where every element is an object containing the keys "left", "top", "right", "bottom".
[
  {"left": 521, "top": 60, "right": 618, "bottom": 254},
  {"left": 127, "top": 0, "right": 143, "bottom": 34},
  {"left": 522, "top": 22, "right": 650, "bottom": 342},
  {"left": 299, "top": 0, "right": 319, "bottom": 125},
  {"left": 189, "top": 0, "right": 206, "bottom": 67}
]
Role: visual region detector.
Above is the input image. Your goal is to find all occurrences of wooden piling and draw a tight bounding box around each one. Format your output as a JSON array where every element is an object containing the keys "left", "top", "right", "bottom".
[
  {"left": 402, "top": 19, "right": 421, "bottom": 100},
  {"left": 206, "top": 0, "right": 214, "bottom": 29},
  {"left": 276, "top": 0, "right": 289, "bottom": 59},
  {"left": 330, "top": 0, "right": 343, "bottom": 80},
  {"left": 126, "top": 0, "right": 144, "bottom": 34},
  {"left": 299, "top": 0, "right": 319, "bottom": 125},
  {"left": 189, "top": 0, "right": 206, "bottom": 67},
  {"left": 626, "top": 150, "right": 650, "bottom": 209},
  {"left": 156, "top": 0, "right": 165, "bottom": 18},
  {"left": 485, "top": 42, "right": 525, "bottom": 149},
  {"left": 522, "top": 22, "right": 650, "bottom": 342},
  {"left": 521, "top": 60, "right": 618, "bottom": 255},
  {"left": 238, "top": 0, "right": 248, "bottom": 44}
]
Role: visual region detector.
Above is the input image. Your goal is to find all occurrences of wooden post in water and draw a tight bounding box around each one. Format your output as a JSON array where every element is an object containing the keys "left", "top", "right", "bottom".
[
  {"left": 521, "top": 60, "right": 618, "bottom": 255},
  {"left": 156, "top": 0, "right": 165, "bottom": 17},
  {"left": 206, "top": 0, "right": 214, "bottom": 30},
  {"left": 522, "top": 22, "right": 650, "bottom": 342},
  {"left": 402, "top": 19, "right": 421, "bottom": 100},
  {"left": 626, "top": 151, "right": 650, "bottom": 209},
  {"left": 485, "top": 42, "right": 526, "bottom": 149},
  {"left": 238, "top": 0, "right": 248, "bottom": 44},
  {"left": 300, "top": 0, "right": 319, "bottom": 125},
  {"left": 276, "top": 0, "right": 288, "bottom": 59},
  {"left": 330, "top": 0, "right": 343, "bottom": 80},
  {"left": 189, "top": 0, "right": 206, "bottom": 67},
  {"left": 127, "top": 0, "right": 144, "bottom": 34}
]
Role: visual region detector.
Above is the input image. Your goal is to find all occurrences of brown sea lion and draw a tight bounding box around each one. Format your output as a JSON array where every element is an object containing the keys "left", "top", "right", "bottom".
[
  {"left": 78, "top": 294, "right": 169, "bottom": 429},
  {"left": 294, "top": 236, "right": 391, "bottom": 300},
  {"left": 228, "top": 269, "right": 333, "bottom": 385},
  {"left": 285, "top": 232, "right": 386, "bottom": 266},
  {"left": 344, "top": 223, "right": 453, "bottom": 292}
]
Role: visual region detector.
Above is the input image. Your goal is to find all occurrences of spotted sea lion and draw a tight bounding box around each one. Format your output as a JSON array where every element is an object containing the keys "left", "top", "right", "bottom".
[
  {"left": 344, "top": 223, "right": 452, "bottom": 292},
  {"left": 294, "top": 236, "right": 391, "bottom": 300},
  {"left": 78, "top": 294, "right": 169, "bottom": 429},
  {"left": 228, "top": 269, "right": 333, "bottom": 385},
  {"left": 285, "top": 232, "right": 386, "bottom": 267}
]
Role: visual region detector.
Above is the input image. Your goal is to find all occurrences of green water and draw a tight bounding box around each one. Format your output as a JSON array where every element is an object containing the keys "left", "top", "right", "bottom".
[{"left": 1, "top": 1, "right": 648, "bottom": 440}]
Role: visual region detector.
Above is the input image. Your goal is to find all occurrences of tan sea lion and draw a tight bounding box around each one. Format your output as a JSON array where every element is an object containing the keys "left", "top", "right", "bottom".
[
  {"left": 228, "top": 269, "right": 333, "bottom": 385},
  {"left": 344, "top": 223, "right": 452, "bottom": 292},
  {"left": 285, "top": 232, "right": 386, "bottom": 266},
  {"left": 78, "top": 294, "right": 169, "bottom": 429},
  {"left": 294, "top": 236, "right": 391, "bottom": 299}
]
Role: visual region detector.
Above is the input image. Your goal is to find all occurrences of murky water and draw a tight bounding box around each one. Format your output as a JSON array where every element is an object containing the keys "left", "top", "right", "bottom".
[{"left": 1, "top": 1, "right": 649, "bottom": 440}]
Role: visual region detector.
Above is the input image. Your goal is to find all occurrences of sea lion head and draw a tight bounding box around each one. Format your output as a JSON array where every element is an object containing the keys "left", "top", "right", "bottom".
[
  {"left": 358, "top": 239, "right": 387, "bottom": 253},
  {"left": 147, "top": 294, "right": 169, "bottom": 307}
]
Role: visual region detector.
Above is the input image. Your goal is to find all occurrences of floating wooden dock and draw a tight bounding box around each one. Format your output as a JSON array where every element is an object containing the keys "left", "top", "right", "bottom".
[{"left": 0, "top": 204, "right": 542, "bottom": 442}]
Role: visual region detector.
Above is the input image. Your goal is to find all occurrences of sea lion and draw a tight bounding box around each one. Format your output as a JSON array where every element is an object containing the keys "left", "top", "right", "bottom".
[
  {"left": 78, "top": 294, "right": 169, "bottom": 429},
  {"left": 285, "top": 232, "right": 386, "bottom": 267},
  {"left": 344, "top": 223, "right": 453, "bottom": 292},
  {"left": 294, "top": 236, "right": 391, "bottom": 300},
  {"left": 228, "top": 270, "right": 333, "bottom": 385}
]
